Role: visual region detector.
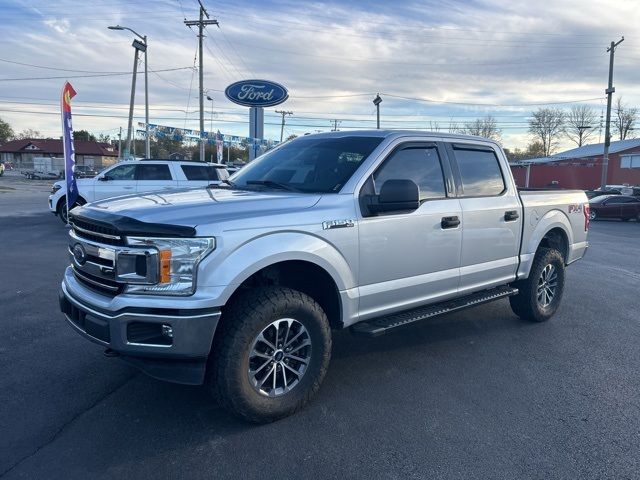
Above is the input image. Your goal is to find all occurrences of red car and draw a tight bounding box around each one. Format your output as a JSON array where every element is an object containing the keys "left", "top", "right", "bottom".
[{"left": 589, "top": 195, "right": 640, "bottom": 222}]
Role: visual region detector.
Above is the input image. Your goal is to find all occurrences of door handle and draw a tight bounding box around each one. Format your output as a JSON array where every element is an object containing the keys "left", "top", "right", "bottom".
[
  {"left": 441, "top": 216, "right": 460, "bottom": 229},
  {"left": 122, "top": 186, "right": 134, "bottom": 190},
  {"left": 505, "top": 210, "right": 519, "bottom": 221}
]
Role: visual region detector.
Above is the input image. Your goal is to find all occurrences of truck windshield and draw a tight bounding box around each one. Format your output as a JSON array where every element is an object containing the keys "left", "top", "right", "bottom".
[{"left": 230, "top": 136, "right": 383, "bottom": 193}]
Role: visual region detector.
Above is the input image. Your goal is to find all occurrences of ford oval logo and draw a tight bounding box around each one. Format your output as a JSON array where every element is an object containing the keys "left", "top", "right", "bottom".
[
  {"left": 72, "top": 243, "right": 87, "bottom": 266},
  {"left": 224, "top": 79, "right": 289, "bottom": 107}
]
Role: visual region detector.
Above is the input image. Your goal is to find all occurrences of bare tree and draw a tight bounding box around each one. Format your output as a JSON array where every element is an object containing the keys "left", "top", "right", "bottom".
[
  {"left": 459, "top": 115, "right": 501, "bottom": 142},
  {"left": 16, "top": 128, "right": 42, "bottom": 139},
  {"left": 427, "top": 121, "right": 441, "bottom": 132},
  {"left": 614, "top": 97, "right": 637, "bottom": 140},
  {"left": 565, "top": 105, "right": 596, "bottom": 147},
  {"left": 528, "top": 108, "right": 565, "bottom": 157}
]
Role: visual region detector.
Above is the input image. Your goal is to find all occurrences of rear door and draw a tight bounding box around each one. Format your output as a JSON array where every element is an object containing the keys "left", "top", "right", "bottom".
[
  {"left": 135, "top": 163, "right": 177, "bottom": 194},
  {"left": 446, "top": 143, "right": 521, "bottom": 294},
  {"left": 94, "top": 163, "right": 137, "bottom": 200}
]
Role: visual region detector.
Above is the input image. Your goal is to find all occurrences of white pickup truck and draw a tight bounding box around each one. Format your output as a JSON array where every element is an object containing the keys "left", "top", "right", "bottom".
[
  {"left": 49, "top": 159, "right": 229, "bottom": 223},
  {"left": 59, "top": 131, "right": 589, "bottom": 422}
]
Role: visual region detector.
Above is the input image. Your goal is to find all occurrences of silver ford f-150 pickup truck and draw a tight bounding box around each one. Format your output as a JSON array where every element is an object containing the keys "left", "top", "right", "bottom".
[{"left": 59, "top": 131, "right": 589, "bottom": 422}]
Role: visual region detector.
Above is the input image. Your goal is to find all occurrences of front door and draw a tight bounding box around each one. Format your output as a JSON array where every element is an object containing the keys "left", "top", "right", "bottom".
[
  {"left": 357, "top": 143, "right": 462, "bottom": 320},
  {"left": 446, "top": 143, "right": 521, "bottom": 294},
  {"left": 94, "top": 163, "right": 137, "bottom": 200}
]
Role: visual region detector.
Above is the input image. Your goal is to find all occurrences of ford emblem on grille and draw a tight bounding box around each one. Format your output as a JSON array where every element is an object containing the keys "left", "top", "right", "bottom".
[{"left": 72, "top": 243, "right": 87, "bottom": 265}]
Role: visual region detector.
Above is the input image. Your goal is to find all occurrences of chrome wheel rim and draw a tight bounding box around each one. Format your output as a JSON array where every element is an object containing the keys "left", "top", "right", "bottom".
[
  {"left": 589, "top": 211, "right": 596, "bottom": 220},
  {"left": 248, "top": 318, "right": 311, "bottom": 397},
  {"left": 537, "top": 264, "right": 558, "bottom": 308}
]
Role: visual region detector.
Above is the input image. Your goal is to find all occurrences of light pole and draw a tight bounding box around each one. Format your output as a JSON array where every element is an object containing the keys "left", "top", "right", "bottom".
[
  {"left": 206, "top": 95, "right": 214, "bottom": 162},
  {"left": 373, "top": 94, "right": 382, "bottom": 129},
  {"left": 108, "top": 25, "right": 150, "bottom": 159}
]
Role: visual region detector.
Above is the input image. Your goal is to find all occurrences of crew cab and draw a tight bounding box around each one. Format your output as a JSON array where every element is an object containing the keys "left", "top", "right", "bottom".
[
  {"left": 49, "top": 159, "right": 229, "bottom": 223},
  {"left": 59, "top": 131, "right": 589, "bottom": 422}
]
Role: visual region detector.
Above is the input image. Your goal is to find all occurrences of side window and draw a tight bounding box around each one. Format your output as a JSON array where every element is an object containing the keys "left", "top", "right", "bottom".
[
  {"left": 373, "top": 146, "right": 446, "bottom": 201},
  {"left": 181, "top": 165, "right": 209, "bottom": 180},
  {"left": 137, "top": 164, "right": 172, "bottom": 181},
  {"left": 453, "top": 146, "right": 505, "bottom": 196},
  {"left": 105, "top": 164, "right": 136, "bottom": 180}
]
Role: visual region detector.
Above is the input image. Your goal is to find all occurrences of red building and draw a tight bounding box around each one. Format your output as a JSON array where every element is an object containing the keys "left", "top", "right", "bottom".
[{"left": 510, "top": 139, "right": 640, "bottom": 189}]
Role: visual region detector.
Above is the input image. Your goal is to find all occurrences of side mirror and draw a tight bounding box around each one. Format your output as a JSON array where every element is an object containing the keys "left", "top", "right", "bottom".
[
  {"left": 97, "top": 175, "right": 108, "bottom": 181},
  {"left": 374, "top": 179, "right": 420, "bottom": 213}
]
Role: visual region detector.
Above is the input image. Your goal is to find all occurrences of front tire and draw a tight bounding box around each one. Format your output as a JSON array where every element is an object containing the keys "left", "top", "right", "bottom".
[
  {"left": 589, "top": 210, "right": 597, "bottom": 221},
  {"left": 207, "top": 287, "right": 332, "bottom": 423},
  {"left": 57, "top": 197, "right": 85, "bottom": 224},
  {"left": 509, "top": 247, "right": 565, "bottom": 322}
]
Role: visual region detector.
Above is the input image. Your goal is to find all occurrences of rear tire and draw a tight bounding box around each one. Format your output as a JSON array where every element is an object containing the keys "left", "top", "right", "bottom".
[
  {"left": 509, "top": 247, "right": 565, "bottom": 322},
  {"left": 207, "top": 287, "right": 332, "bottom": 423}
]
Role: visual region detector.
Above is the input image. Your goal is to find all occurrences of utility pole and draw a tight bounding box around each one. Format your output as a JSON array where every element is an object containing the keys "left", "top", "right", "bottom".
[
  {"left": 276, "top": 110, "right": 292, "bottom": 142},
  {"left": 600, "top": 36, "right": 624, "bottom": 190},
  {"left": 108, "top": 26, "right": 149, "bottom": 159},
  {"left": 330, "top": 119, "right": 342, "bottom": 131},
  {"left": 185, "top": 0, "right": 218, "bottom": 162},
  {"left": 117, "top": 127, "right": 122, "bottom": 160}
]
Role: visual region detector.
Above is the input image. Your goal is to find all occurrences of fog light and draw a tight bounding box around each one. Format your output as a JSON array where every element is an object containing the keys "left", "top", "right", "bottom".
[{"left": 161, "top": 324, "right": 173, "bottom": 338}]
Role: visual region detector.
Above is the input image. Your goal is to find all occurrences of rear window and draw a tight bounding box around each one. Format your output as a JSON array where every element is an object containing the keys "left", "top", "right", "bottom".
[
  {"left": 453, "top": 146, "right": 505, "bottom": 196},
  {"left": 137, "top": 164, "right": 172, "bottom": 181},
  {"left": 181, "top": 165, "right": 229, "bottom": 181}
]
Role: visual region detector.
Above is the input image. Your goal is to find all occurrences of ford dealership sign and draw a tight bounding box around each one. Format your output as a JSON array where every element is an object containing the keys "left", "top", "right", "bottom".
[{"left": 225, "top": 79, "right": 288, "bottom": 107}]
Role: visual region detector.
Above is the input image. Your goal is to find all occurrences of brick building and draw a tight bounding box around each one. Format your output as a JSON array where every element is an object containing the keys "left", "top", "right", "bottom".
[
  {"left": 0, "top": 138, "right": 119, "bottom": 170},
  {"left": 510, "top": 138, "right": 640, "bottom": 189}
]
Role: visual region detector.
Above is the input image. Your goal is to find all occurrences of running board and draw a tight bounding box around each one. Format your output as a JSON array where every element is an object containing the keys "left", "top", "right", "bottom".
[{"left": 350, "top": 286, "right": 519, "bottom": 337}]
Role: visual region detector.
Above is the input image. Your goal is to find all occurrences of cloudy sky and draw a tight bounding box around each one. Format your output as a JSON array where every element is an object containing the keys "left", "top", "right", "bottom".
[{"left": 0, "top": 0, "right": 638, "bottom": 151}]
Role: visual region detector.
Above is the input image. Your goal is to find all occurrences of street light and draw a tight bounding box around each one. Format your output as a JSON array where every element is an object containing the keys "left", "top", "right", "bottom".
[
  {"left": 108, "top": 25, "right": 150, "bottom": 159},
  {"left": 206, "top": 95, "right": 214, "bottom": 162},
  {"left": 373, "top": 94, "right": 382, "bottom": 129}
]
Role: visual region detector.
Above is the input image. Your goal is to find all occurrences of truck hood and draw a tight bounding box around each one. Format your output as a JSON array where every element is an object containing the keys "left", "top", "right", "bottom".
[{"left": 79, "top": 187, "right": 322, "bottom": 228}]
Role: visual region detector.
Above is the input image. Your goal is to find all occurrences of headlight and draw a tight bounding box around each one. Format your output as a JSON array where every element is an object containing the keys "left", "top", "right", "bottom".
[
  {"left": 51, "top": 184, "right": 62, "bottom": 194},
  {"left": 123, "top": 237, "right": 215, "bottom": 296}
]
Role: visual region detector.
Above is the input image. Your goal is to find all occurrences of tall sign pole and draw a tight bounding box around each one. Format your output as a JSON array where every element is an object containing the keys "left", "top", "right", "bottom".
[
  {"left": 185, "top": 0, "right": 218, "bottom": 162},
  {"left": 600, "top": 36, "right": 624, "bottom": 190}
]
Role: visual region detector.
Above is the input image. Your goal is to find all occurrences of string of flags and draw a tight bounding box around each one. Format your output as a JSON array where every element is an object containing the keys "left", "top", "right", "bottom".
[{"left": 135, "top": 123, "right": 279, "bottom": 148}]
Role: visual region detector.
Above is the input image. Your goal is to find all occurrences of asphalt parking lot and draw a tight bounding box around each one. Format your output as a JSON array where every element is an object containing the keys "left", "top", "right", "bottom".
[{"left": 1, "top": 177, "right": 639, "bottom": 479}]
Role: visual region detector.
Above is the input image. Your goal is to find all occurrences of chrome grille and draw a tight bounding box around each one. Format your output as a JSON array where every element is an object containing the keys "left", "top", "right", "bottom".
[
  {"left": 71, "top": 219, "right": 123, "bottom": 246},
  {"left": 68, "top": 229, "right": 159, "bottom": 297}
]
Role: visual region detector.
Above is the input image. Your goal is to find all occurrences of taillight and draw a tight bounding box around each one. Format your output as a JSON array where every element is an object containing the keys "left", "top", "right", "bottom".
[{"left": 583, "top": 204, "right": 590, "bottom": 231}]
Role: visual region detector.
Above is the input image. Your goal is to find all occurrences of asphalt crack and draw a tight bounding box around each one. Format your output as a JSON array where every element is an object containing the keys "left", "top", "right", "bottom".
[{"left": 0, "top": 372, "right": 138, "bottom": 478}]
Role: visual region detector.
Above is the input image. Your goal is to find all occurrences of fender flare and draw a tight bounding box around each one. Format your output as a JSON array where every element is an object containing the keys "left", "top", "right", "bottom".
[
  {"left": 199, "top": 231, "right": 356, "bottom": 305},
  {"left": 525, "top": 209, "right": 573, "bottom": 257}
]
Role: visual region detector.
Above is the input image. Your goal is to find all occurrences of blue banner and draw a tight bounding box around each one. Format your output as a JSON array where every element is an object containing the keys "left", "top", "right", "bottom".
[{"left": 61, "top": 82, "right": 78, "bottom": 213}]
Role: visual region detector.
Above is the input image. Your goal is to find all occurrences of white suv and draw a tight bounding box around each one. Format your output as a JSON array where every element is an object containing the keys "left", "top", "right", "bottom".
[{"left": 49, "top": 159, "right": 229, "bottom": 223}]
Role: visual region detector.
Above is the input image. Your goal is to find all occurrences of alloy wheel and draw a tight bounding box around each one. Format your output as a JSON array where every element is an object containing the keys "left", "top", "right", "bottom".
[
  {"left": 536, "top": 264, "right": 558, "bottom": 308},
  {"left": 247, "top": 318, "right": 312, "bottom": 397}
]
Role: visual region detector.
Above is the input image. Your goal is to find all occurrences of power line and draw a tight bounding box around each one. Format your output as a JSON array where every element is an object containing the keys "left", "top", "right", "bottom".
[
  {"left": 380, "top": 93, "right": 605, "bottom": 107},
  {"left": 0, "top": 66, "right": 193, "bottom": 82}
]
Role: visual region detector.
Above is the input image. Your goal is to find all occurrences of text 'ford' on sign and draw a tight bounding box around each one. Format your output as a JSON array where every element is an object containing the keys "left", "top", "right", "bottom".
[{"left": 224, "top": 79, "right": 289, "bottom": 108}]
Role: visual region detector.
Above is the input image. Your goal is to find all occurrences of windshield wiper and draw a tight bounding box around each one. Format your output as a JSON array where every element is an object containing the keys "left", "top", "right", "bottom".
[
  {"left": 246, "top": 180, "right": 301, "bottom": 192},
  {"left": 209, "top": 179, "right": 236, "bottom": 188}
]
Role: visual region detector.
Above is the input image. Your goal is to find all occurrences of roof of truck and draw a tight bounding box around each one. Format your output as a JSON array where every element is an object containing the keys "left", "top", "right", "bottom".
[{"left": 303, "top": 129, "right": 498, "bottom": 143}]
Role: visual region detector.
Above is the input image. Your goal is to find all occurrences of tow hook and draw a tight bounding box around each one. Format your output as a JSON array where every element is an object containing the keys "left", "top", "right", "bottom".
[{"left": 104, "top": 348, "right": 120, "bottom": 358}]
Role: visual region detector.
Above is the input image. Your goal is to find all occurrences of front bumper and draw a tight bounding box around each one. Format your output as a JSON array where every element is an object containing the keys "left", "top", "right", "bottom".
[{"left": 59, "top": 276, "right": 221, "bottom": 385}]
